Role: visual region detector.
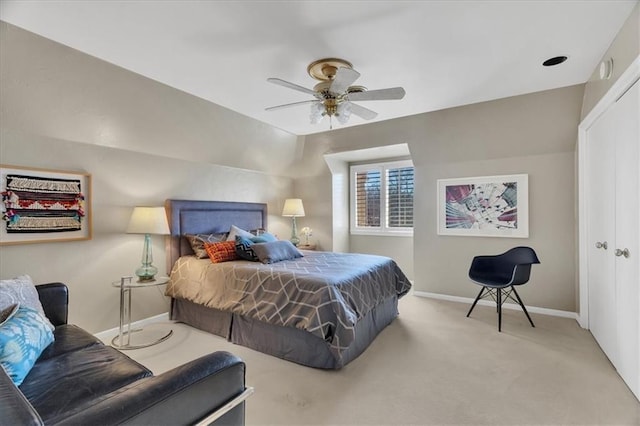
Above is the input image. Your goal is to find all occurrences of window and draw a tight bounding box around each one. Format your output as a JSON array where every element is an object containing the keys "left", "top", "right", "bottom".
[{"left": 350, "top": 160, "right": 414, "bottom": 235}]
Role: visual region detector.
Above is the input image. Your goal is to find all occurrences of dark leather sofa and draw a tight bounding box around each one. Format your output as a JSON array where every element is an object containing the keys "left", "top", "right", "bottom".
[{"left": 0, "top": 282, "right": 252, "bottom": 425}]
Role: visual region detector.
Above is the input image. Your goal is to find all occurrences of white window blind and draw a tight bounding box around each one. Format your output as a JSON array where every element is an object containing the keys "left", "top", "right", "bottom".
[
  {"left": 355, "top": 170, "right": 381, "bottom": 227},
  {"left": 351, "top": 160, "right": 414, "bottom": 236},
  {"left": 387, "top": 167, "right": 414, "bottom": 228}
]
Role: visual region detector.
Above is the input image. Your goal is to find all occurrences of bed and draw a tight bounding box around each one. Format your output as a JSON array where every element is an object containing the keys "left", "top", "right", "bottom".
[{"left": 164, "top": 199, "right": 411, "bottom": 369}]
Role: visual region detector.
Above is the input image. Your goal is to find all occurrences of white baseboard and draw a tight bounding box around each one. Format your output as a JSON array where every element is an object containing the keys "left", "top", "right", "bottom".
[
  {"left": 94, "top": 312, "right": 169, "bottom": 341},
  {"left": 94, "top": 293, "right": 578, "bottom": 341},
  {"left": 412, "top": 290, "right": 578, "bottom": 320}
]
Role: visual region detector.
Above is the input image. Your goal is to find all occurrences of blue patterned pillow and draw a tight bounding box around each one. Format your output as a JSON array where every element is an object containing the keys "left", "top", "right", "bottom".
[
  {"left": 235, "top": 235, "right": 259, "bottom": 261},
  {"left": 235, "top": 233, "right": 279, "bottom": 261},
  {"left": 0, "top": 305, "right": 55, "bottom": 386}
]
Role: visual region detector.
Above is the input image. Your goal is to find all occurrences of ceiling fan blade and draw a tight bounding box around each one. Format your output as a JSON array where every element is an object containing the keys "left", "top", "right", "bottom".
[
  {"left": 349, "top": 102, "right": 378, "bottom": 120},
  {"left": 348, "top": 87, "right": 406, "bottom": 101},
  {"left": 267, "top": 78, "right": 318, "bottom": 96},
  {"left": 330, "top": 67, "right": 361, "bottom": 94},
  {"left": 265, "top": 99, "right": 319, "bottom": 111}
]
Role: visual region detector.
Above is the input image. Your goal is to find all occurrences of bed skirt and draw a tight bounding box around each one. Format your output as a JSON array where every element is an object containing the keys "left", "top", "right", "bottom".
[{"left": 170, "top": 295, "right": 399, "bottom": 369}]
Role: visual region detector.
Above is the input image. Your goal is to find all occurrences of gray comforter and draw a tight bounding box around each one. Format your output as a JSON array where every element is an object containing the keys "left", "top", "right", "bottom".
[{"left": 166, "top": 251, "right": 411, "bottom": 362}]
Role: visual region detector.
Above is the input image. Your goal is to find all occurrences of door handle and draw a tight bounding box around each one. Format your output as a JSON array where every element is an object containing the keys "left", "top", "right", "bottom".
[
  {"left": 614, "top": 248, "right": 630, "bottom": 258},
  {"left": 595, "top": 241, "right": 608, "bottom": 250}
]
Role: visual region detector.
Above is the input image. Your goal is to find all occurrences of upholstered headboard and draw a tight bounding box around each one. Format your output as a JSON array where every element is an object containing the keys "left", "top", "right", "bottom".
[{"left": 164, "top": 199, "right": 268, "bottom": 272}]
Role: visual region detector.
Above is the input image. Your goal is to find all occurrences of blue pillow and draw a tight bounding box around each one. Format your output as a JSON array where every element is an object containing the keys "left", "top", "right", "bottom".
[
  {"left": 250, "top": 232, "right": 278, "bottom": 243},
  {"left": 0, "top": 305, "right": 55, "bottom": 386},
  {"left": 251, "top": 240, "right": 304, "bottom": 264}
]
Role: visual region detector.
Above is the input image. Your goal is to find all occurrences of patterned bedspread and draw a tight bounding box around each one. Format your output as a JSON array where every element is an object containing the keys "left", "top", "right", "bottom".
[{"left": 166, "top": 251, "right": 411, "bottom": 361}]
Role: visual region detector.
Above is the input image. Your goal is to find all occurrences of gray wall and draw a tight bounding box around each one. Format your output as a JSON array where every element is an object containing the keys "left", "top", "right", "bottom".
[
  {"left": 0, "top": 22, "right": 297, "bottom": 333},
  {"left": 301, "top": 85, "right": 584, "bottom": 312}
]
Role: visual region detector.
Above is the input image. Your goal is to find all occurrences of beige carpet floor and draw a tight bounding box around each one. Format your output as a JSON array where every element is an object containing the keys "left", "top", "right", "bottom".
[{"left": 104, "top": 295, "right": 640, "bottom": 425}]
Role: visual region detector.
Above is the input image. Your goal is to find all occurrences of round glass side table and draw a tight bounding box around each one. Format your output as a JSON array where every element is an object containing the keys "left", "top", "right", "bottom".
[{"left": 111, "top": 276, "right": 173, "bottom": 350}]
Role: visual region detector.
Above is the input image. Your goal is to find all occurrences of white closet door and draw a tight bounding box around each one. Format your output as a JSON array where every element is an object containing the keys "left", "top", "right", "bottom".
[
  {"left": 587, "top": 102, "right": 617, "bottom": 363},
  {"left": 614, "top": 80, "right": 639, "bottom": 398}
]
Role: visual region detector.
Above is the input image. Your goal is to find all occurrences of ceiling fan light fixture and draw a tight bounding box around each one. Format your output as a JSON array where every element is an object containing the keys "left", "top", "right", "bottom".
[
  {"left": 309, "top": 99, "right": 351, "bottom": 126},
  {"left": 310, "top": 102, "right": 324, "bottom": 124},
  {"left": 267, "top": 57, "right": 405, "bottom": 129},
  {"left": 324, "top": 99, "right": 339, "bottom": 117},
  {"left": 336, "top": 102, "right": 352, "bottom": 124}
]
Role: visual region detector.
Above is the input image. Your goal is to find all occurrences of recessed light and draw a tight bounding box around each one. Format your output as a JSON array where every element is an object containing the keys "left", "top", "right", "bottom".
[{"left": 543, "top": 56, "right": 568, "bottom": 67}]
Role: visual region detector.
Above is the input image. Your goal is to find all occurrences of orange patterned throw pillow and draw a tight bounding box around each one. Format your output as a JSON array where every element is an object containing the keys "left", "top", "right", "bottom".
[{"left": 204, "top": 241, "right": 239, "bottom": 263}]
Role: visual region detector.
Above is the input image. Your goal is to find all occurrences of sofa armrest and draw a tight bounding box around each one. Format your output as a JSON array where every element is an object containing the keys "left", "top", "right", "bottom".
[
  {"left": 0, "top": 366, "right": 44, "bottom": 426},
  {"left": 36, "top": 283, "right": 68, "bottom": 326},
  {"left": 57, "top": 351, "right": 250, "bottom": 426}
]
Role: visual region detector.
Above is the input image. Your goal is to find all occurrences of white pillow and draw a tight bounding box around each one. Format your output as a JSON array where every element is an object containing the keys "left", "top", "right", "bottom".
[
  {"left": 0, "top": 275, "right": 54, "bottom": 330},
  {"left": 226, "top": 225, "right": 255, "bottom": 242}
]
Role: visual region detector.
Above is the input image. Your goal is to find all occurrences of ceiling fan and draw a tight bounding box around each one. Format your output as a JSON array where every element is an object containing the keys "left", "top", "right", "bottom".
[{"left": 266, "top": 58, "right": 406, "bottom": 129}]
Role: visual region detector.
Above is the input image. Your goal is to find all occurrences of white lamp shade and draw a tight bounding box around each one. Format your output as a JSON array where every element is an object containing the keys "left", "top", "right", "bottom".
[
  {"left": 126, "top": 207, "right": 170, "bottom": 235},
  {"left": 282, "top": 199, "right": 305, "bottom": 217}
]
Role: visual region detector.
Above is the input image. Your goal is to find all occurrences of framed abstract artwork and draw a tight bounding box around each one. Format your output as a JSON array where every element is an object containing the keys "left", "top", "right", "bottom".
[
  {"left": 1, "top": 165, "right": 92, "bottom": 245},
  {"left": 437, "top": 174, "right": 528, "bottom": 238}
]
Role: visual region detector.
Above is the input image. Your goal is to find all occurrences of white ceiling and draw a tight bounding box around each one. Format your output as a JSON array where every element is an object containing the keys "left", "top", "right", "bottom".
[{"left": 1, "top": 1, "right": 637, "bottom": 136}]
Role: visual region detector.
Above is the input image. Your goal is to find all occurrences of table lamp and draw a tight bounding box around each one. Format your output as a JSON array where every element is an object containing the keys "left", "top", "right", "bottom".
[
  {"left": 127, "top": 207, "right": 170, "bottom": 282},
  {"left": 282, "top": 198, "right": 305, "bottom": 246}
]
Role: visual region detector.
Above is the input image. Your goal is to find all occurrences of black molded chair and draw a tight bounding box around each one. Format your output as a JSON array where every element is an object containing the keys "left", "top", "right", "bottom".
[{"left": 466, "top": 246, "right": 540, "bottom": 332}]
